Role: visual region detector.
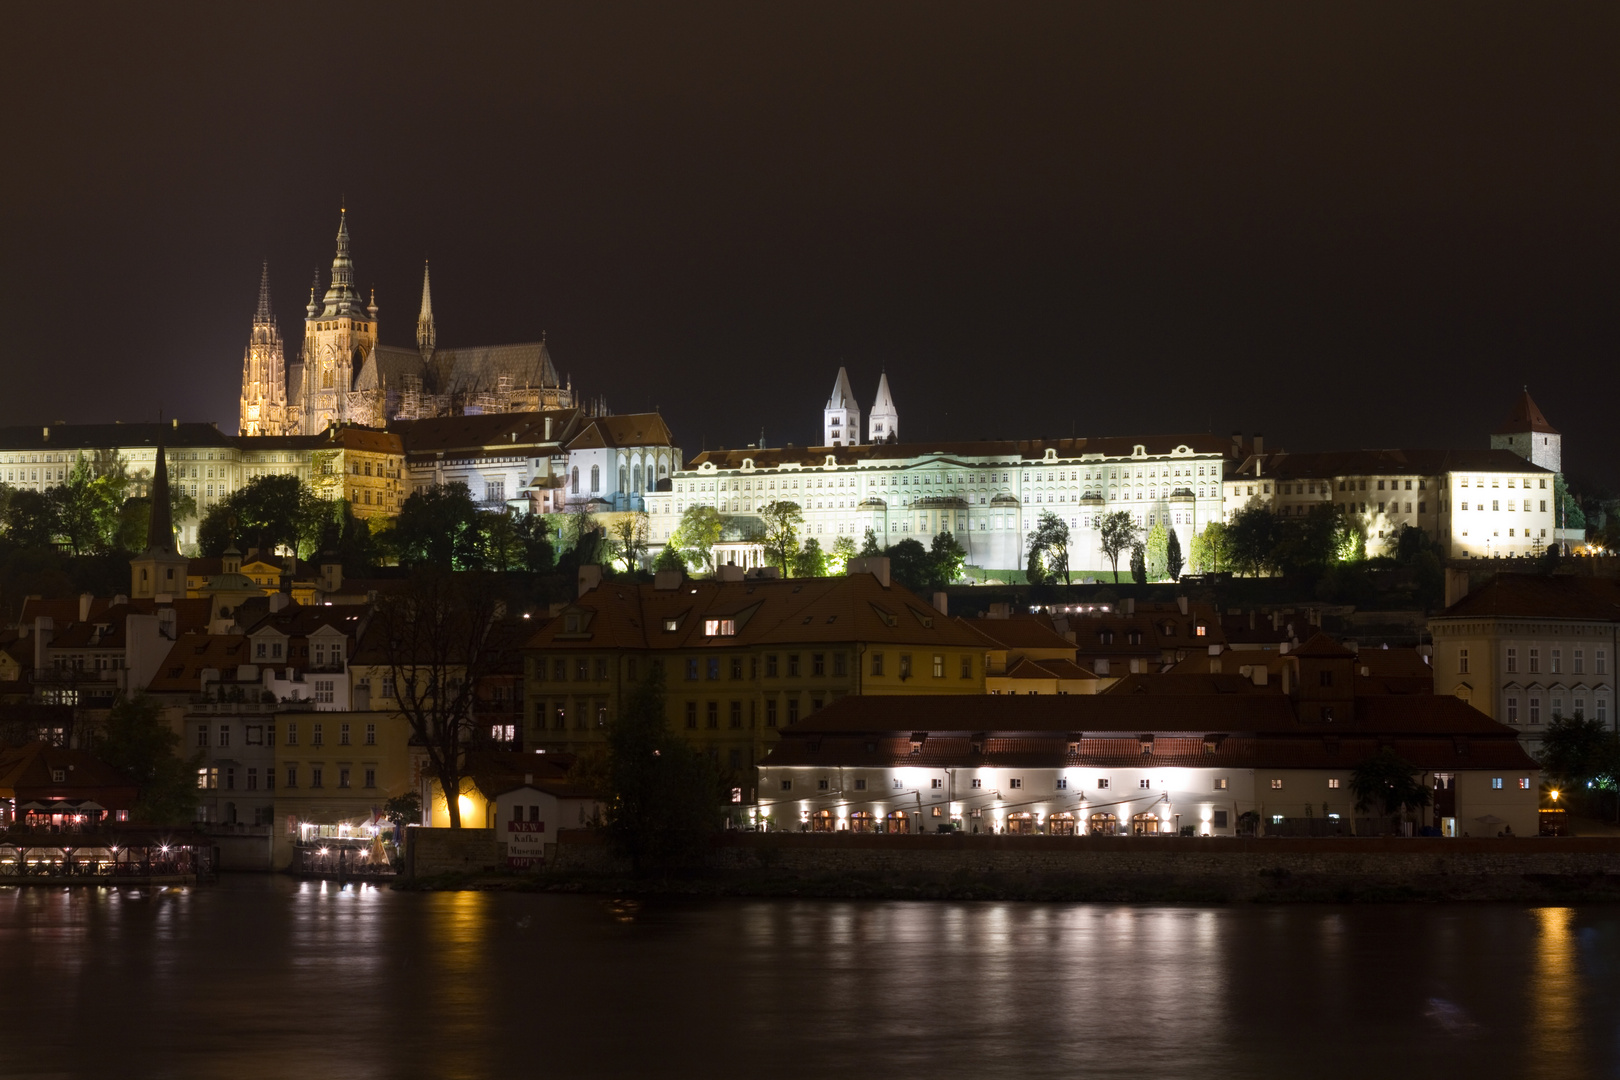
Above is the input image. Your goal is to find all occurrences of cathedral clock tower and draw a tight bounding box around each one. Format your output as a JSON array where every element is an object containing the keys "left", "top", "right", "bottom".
[{"left": 300, "top": 209, "right": 379, "bottom": 432}]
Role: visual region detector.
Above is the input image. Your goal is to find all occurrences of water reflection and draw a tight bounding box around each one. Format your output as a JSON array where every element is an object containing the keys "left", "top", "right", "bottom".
[
  {"left": 1530, "top": 907, "right": 1587, "bottom": 1078},
  {"left": 0, "top": 882, "right": 1613, "bottom": 1079}
]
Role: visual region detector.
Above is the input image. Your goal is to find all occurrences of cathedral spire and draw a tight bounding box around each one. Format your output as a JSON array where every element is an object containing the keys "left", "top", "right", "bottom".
[
  {"left": 306, "top": 270, "right": 320, "bottom": 317},
  {"left": 416, "top": 261, "right": 436, "bottom": 361},
  {"left": 326, "top": 208, "right": 355, "bottom": 299},
  {"left": 869, "top": 369, "right": 898, "bottom": 443},
  {"left": 255, "top": 260, "right": 272, "bottom": 324}
]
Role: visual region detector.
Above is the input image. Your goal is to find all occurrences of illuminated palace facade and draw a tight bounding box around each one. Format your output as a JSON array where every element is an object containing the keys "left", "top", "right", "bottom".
[
  {"left": 646, "top": 377, "right": 1569, "bottom": 578},
  {"left": 238, "top": 210, "right": 577, "bottom": 437},
  {"left": 647, "top": 370, "right": 1231, "bottom": 577}
]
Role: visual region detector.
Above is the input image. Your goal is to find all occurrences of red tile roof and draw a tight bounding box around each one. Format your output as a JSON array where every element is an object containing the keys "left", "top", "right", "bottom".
[{"left": 1494, "top": 390, "right": 1559, "bottom": 436}]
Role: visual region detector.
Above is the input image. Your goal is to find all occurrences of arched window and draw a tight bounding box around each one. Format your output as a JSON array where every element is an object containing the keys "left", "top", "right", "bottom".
[
  {"left": 633, "top": 464, "right": 643, "bottom": 491},
  {"left": 619, "top": 466, "right": 627, "bottom": 492},
  {"left": 591, "top": 465, "right": 601, "bottom": 493},
  {"left": 322, "top": 366, "right": 333, "bottom": 389},
  {"left": 570, "top": 467, "right": 579, "bottom": 495}
]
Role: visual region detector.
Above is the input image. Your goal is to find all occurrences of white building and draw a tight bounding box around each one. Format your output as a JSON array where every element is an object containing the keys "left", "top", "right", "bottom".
[
  {"left": 757, "top": 660, "right": 1543, "bottom": 838},
  {"left": 649, "top": 432, "right": 1231, "bottom": 579},
  {"left": 561, "top": 413, "right": 680, "bottom": 513},
  {"left": 823, "top": 367, "right": 860, "bottom": 448}
]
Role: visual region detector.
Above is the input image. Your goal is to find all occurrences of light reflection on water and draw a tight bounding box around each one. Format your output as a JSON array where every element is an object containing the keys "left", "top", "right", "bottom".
[{"left": 0, "top": 878, "right": 1614, "bottom": 1079}]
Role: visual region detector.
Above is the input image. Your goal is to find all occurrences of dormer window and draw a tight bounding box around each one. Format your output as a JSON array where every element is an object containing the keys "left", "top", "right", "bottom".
[
  {"left": 704, "top": 618, "right": 736, "bottom": 637},
  {"left": 663, "top": 618, "right": 679, "bottom": 632},
  {"left": 565, "top": 613, "right": 580, "bottom": 633}
]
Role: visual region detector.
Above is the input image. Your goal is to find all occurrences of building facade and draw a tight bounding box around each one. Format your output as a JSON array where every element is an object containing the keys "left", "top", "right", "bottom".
[
  {"left": 649, "top": 431, "right": 1231, "bottom": 579},
  {"left": 523, "top": 567, "right": 989, "bottom": 780},
  {"left": 1428, "top": 574, "right": 1619, "bottom": 755},
  {"left": 757, "top": 683, "right": 1542, "bottom": 838}
]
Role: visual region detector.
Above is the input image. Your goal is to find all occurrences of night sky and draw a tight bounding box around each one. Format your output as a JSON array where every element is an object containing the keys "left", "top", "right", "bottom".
[{"left": 2, "top": 5, "right": 1615, "bottom": 479}]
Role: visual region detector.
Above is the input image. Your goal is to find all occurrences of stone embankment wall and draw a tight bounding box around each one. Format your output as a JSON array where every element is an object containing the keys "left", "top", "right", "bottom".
[
  {"left": 406, "top": 828, "right": 501, "bottom": 878},
  {"left": 550, "top": 831, "right": 1620, "bottom": 900}
]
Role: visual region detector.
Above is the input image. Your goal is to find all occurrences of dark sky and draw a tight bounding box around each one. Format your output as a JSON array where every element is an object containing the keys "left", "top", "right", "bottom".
[{"left": 2, "top": 5, "right": 1615, "bottom": 480}]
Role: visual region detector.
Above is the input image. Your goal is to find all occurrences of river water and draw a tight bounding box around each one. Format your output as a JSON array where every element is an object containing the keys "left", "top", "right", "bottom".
[{"left": 0, "top": 876, "right": 1616, "bottom": 1079}]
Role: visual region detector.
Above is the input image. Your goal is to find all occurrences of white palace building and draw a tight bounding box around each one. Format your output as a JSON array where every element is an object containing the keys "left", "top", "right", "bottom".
[{"left": 645, "top": 373, "right": 1564, "bottom": 579}]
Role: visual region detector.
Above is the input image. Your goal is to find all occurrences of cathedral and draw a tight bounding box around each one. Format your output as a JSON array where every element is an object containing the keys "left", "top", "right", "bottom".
[{"left": 239, "top": 210, "right": 576, "bottom": 436}]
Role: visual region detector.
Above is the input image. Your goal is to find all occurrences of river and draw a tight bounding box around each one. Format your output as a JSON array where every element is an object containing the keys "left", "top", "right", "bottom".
[{"left": 0, "top": 876, "right": 1614, "bottom": 1079}]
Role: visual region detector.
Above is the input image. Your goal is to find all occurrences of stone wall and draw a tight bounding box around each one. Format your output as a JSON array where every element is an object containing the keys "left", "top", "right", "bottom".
[
  {"left": 550, "top": 830, "right": 1620, "bottom": 900},
  {"left": 406, "top": 827, "right": 502, "bottom": 878}
]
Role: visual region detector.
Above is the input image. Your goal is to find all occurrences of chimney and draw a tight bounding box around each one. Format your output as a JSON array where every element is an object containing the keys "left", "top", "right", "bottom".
[
  {"left": 544, "top": 416, "right": 552, "bottom": 440},
  {"left": 1253, "top": 433, "right": 1264, "bottom": 458},
  {"left": 846, "top": 556, "right": 890, "bottom": 587},
  {"left": 717, "top": 565, "right": 745, "bottom": 582},
  {"left": 1444, "top": 568, "right": 1470, "bottom": 610},
  {"left": 269, "top": 593, "right": 290, "bottom": 613},
  {"left": 932, "top": 591, "right": 948, "bottom": 616},
  {"left": 1231, "top": 431, "right": 1243, "bottom": 458},
  {"left": 33, "top": 616, "right": 53, "bottom": 675},
  {"left": 1176, "top": 595, "right": 1188, "bottom": 616},
  {"left": 577, "top": 564, "right": 603, "bottom": 597},
  {"left": 1124, "top": 597, "right": 1135, "bottom": 616},
  {"left": 158, "top": 608, "right": 177, "bottom": 639},
  {"left": 78, "top": 593, "right": 92, "bottom": 623},
  {"left": 654, "top": 569, "right": 684, "bottom": 590}
]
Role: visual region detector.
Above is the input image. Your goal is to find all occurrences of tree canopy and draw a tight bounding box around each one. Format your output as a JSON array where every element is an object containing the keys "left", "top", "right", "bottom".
[
  {"left": 1026, "top": 511, "right": 1070, "bottom": 585},
  {"left": 95, "top": 694, "right": 199, "bottom": 825},
  {"left": 758, "top": 501, "right": 803, "bottom": 575},
  {"left": 668, "top": 505, "right": 723, "bottom": 572},
  {"left": 1350, "top": 748, "right": 1433, "bottom": 820},
  {"left": 1097, "top": 510, "right": 1139, "bottom": 583}
]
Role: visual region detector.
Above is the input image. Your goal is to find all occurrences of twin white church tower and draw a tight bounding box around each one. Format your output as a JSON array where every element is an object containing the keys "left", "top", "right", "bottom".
[{"left": 823, "top": 367, "right": 898, "bottom": 447}]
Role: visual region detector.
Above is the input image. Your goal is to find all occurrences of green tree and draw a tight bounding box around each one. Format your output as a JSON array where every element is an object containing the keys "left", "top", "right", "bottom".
[
  {"left": 4, "top": 489, "right": 56, "bottom": 548},
  {"left": 828, "top": 535, "right": 858, "bottom": 574},
  {"left": 601, "top": 674, "right": 722, "bottom": 873},
  {"left": 758, "top": 501, "right": 803, "bottom": 575},
  {"left": 610, "top": 512, "right": 650, "bottom": 573},
  {"left": 792, "top": 537, "right": 827, "bottom": 578},
  {"left": 1189, "top": 520, "right": 1231, "bottom": 574},
  {"left": 1556, "top": 474, "right": 1586, "bottom": 533},
  {"left": 930, "top": 530, "right": 967, "bottom": 588},
  {"left": 1144, "top": 521, "right": 1168, "bottom": 581},
  {"left": 1332, "top": 514, "right": 1365, "bottom": 563},
  {"left": 1537, "top": 714, "right": 1618, "bottom": 795},
  {"left": 668, "top": 505, "right": 724, "bottom": 572},
  {"left": 94, "top": 694, "right": 199, "bottom": 825},
  {"left": 388, "top": 483, "right": 484, "bottom": 569},
  {"left": 1228, "top": 504, "right": 1282, "bottom": 576},
  {"left": 50, "top": 453, "right": 129, "bottom": 555},
  {"left": 1350, "top": 748, "right": 1433, "bottom": 827},
  {"left": 383, "top": 792, "right": 422, "bottom": 828},
  {"left": 1129, "top": 542, "right": 1147, "bottom": 585},
  {"left": 1165, "top": 527, "right": 1184, "bottom": 581},
  {"left": 1097, "top": 510, "right": 1139, "bottom": 583},
  {"left": 653, "top": 544, "right": 687, "bottom": 573},
  {"left": 1027, "top": 511, "right": 1071, "bottom": 585},
  {"left": 858, "top": 528, "right": 884, "bottom": 557},
  {"left": 886, "top": 537, "right": 934, "bottom": 593}
]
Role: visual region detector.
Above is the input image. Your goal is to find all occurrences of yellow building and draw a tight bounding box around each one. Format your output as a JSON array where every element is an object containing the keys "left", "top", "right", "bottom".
[
  {"left": 271, "top": 709, "right": 413, "bottom": 869},
  {"left": 523, "top": 565, "right": 989, "bottom": 785}
]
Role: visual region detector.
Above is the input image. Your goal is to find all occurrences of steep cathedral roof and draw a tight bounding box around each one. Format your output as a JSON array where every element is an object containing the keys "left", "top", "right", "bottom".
[
  {"left": 1493, "top": 389, "right": 1559, "bottom": 436},
  {"left": 826, "top": 367, "right": 858, "bottom": 411}
]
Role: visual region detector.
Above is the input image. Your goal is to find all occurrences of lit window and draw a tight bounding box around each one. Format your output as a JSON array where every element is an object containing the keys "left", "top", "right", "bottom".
[
  {"left": 1491, "top": 777, "right": 1503, "bottom": 790},
  {"left": 1213, "top": 777, "right": 1229, "bottom": 791},
  {"left": 1328, "top": 778, "right": 1340, "bottom": 789},
  {"left": 703, "top": 618, "right": 736, "bottom": 637},
  {"left": 1270, "top": 778, "right": 1283, "bottom": 789}
]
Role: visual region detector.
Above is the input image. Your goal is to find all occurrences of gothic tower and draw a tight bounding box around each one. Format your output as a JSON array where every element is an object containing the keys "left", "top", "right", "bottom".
[
  {"left": 869, "top": 370, "right": 898, "bottom": 443},
  {"left": 1490, "top": 388, "right": 1561, "bottom": 474},
  {"left": 300, "top": 209, "right": 379, "bottom": 432},
  {"left": 238, "top": 262, "right": 288, "bottom": 436},
  {"left": 416, "top": 261, "right": 436, "bottom": 362},
  {"left": 824, "top": 367, "right": 861, "bottom": 447},
  {"left": 130, "top": 440, "right": 188, "bottom": 599}
]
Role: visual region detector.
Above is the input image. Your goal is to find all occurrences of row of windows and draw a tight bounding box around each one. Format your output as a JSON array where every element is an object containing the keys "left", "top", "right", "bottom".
[
  {"left": 1458, "top": 500, "right": 1546, "bottom": 513},
  {"left": 533, "top": 653, "right": 976, "bottom": 682},
  {"left": 198, "top": 721, "right": 380, "bottom": 748},
  {"left": 1505, "top": 696, "right": 1608, "bottom": 725},
  {"left": 1501, "top": 647, "right": 1607, "bottom": 675},
  {"left": 280, "top": 765, "right": 376, "bottom": 789}
]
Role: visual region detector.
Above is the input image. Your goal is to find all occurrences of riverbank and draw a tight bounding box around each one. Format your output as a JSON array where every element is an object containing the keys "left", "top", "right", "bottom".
[{"left": 398, "top": 832, "right": 1620, "bottom": 903}]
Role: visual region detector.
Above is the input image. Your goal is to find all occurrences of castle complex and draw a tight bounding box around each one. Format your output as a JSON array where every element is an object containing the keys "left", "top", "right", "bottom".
[{"left": 238, "top": 210, "right": 576, "bottom": 436}]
